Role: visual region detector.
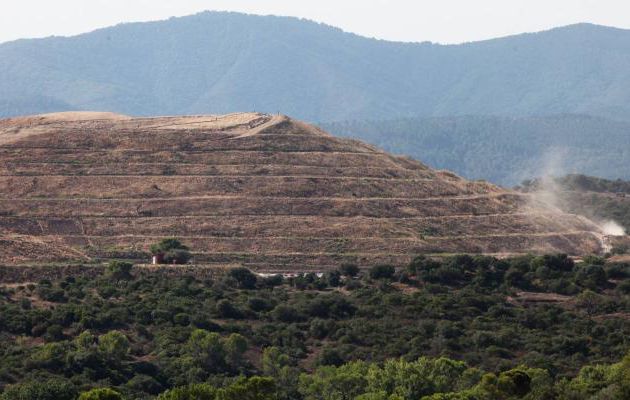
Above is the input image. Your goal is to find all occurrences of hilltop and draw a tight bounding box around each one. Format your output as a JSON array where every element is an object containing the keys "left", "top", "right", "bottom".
[
  {"left": 0, "top": 112, "right": 609, "bottom": 268},
  {"left": 1, "top": 13, "right": 630, "bottom": 121}
]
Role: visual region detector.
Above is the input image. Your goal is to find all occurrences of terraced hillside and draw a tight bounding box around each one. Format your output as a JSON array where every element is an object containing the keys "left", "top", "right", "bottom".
[{"left": 0, "top": 112, "right": 606, "bottom": 270}]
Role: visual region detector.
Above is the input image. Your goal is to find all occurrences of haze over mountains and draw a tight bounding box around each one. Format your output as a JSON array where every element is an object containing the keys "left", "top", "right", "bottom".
[{"left": 1, "top": 11, "right": 629, "bottom": 184}]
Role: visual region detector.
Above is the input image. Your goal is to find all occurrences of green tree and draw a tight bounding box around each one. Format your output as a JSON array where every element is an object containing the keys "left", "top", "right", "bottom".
[
  {"left": 407, "top": 256, "right": 441, "bottom": 275},
  {"left": 106, "top": 260, "right": 133, "bottom": 281},
  {"left": 164, "top": 249, "right": 192, "bottom": 264},
  {"left": 150, "top": 238, "right": 191, "bottom": 264},
  {"left": 150, "top": 238, "right": 189, "bottom": 254},
  {"left": 262, "top": 347, "right": 301, "bottom": 400},
  {"left": 218, "top": 377, "right": 277, "bottom": 400},
  {"left": 262, "top": 347, "right": 291, "bottom": 376},
  {"left": 575, "top": 265, "right": 607, "bottom": 289},
  {"left": 224, "top": 333, "right": 248, "bottom": 369},
  {"left": 228, "top": 267, "right": 258, "bottom": 289},
  {"left": 216, "top": 299, "right": 242, "bottom": 319},
  {"left": 0, "top": 379, "right": 77, "bottom": 400},
  {"left": 299, "top": 361, "right": 370, "bottom": 400},
  {"left": 366, "top": 357, "right": 468, "bottom": 399},
  {"left": 369, "top": 265, "right": 395, "bottom": 280},
  {"left": 157, "top": 384, "right": 217, "bottom": 400},
  {"left": 497, "top": 370, "right": 531, "bottom": 397},
  {"left": 79, "top": 388, "right": 124, "bottom": 400},
  {"left": 339, "top": 264, "right": 360, "bottom": 277},
  {"left": 98, "top": 331, "right": 130, "bottom": 363},
  {"left": 30, "top": 342, "right": 67, "bottom": 369},
  {"left": 75, "top": 330, "right": 97, "bottom": 350},
  {"left": 187, "top": 329, "right": 226, "bottom": 372}
]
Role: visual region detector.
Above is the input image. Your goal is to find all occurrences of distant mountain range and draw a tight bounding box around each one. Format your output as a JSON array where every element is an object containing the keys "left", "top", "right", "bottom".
[
  {"left": 1, "top": 12, "right": 630, "bottom": 122},
  {"left": 321, "top": 114, "right": 630, "bottom": 185}
]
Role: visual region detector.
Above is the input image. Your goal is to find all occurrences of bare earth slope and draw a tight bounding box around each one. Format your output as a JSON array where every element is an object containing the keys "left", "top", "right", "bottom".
[{"left": 0, "top": 112, "right": 605, "bottom": 269}]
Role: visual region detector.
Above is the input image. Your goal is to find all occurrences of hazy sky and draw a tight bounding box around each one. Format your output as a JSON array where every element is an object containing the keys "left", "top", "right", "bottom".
[{"left": 1, "top": 0, "right": 629, "bottom": 44}]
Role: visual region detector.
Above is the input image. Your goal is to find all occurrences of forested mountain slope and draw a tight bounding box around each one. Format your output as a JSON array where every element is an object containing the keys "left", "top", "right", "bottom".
[
  {"left": 322, "top": 114, "right": 630, "bottom": 185},
  {"left": 1, "top": 12, "right": 630, "bottom": 121}
]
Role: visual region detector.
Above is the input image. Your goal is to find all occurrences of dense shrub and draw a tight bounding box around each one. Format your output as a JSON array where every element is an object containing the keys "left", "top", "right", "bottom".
[
  {"left": 150, "top": 238, "right": 191, "bottom": 264},
  {"left": 0, "top": 254, "right": 627, "bottom": 398},
  {"left": 78, "top": 388, "right": 123, "bottom": 400},
  {"left": 369, "top": 264, "right": 395, "bottom": 280},
  {"left": 227, "top": 267, "right": 258, "bottom": 289}
]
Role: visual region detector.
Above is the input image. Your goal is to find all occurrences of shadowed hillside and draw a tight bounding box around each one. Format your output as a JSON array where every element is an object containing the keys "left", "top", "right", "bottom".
[
  {"left": 321, "top": 114, "right": 630, "bottom": 185},
  {"left": 0, "top": 112, "right": 608, "bottom": 268},
  {"left": 1, "top": 12, "right": 630, "bottom": 121}
]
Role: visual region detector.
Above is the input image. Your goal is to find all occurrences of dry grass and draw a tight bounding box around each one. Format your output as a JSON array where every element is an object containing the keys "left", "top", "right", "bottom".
[{"left": 0, "top": 112, "right": 607, "bottom": 267}]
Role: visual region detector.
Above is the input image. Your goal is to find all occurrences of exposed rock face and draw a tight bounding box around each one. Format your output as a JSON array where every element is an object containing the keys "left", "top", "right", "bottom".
[{"left": 0, "top": 112, "right": 604, "bottom": 269}]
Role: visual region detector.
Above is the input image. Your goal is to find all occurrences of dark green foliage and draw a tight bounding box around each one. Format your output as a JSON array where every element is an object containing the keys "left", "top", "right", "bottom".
[
  {"left": 106, "top": 261, "right": 133, "bottom": 281},
  {"left": 618, "top": 280, "right": 630, "bottom": 295},
  {"left": 260, "top": 274, "right": 283, "bottom": 288},
  {"left": 157, "top": 383, "right": 217, "bottom": 400},
  {"left": 150, "top": 238, "right": 189, "bottom": 254},
  {"left": 339, "top": 264, "right": 360, "bottom": 277},
  {"left": 531, "top": 254, "right": 574, "bottom": 272},
  {"left": 272, "top": 305, "right": 303, "bottom": 323},
  {"left": 316, "top": 347, "right": 345, "bottom": 366},
  {"left": 325, "top": 271, "right": 342, "bottom": 287},
  {"left": 1, "top": 379, "right": 77, "bottom": 400},
  {"left": 0, "top": 254, "right": 628, "bottom": 398},
  {"left": 228, "top": 268, "right": 258, "bottom": 289},
  {"left": 575, "top": 265, "right": 608, "bottom": 289},
  {"left": 150, "top": 238, "right": 191, "bottom": 265},
  {"left": 369, "top": 265, "right": 395, "bottom": 280},
  {"left": 163, "top": 249, "right": 191, "bottom": 265},
  {"left": 606, "top": 263, "right": 630, "bottom": 279},
  {"left": 78, "top": 388, "right": 123, "bottom": 400},
  {"left": 408, "top": 255, "right": 441, "bottom": 275},
  {"left": 248, "top": 297, "right": 274, "bottom": 312},
  {"left": 216, "top": 299, "right": 242, "bottom": 319}
]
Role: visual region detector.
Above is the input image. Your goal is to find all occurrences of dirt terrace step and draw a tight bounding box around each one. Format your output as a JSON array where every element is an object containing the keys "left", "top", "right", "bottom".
[
  {"left": 0, "top": 213, "right": 598, "bottom": 238},
  {"left": 0, "top": 175, "right": 489, "bottom": 199},
  {"left": 0, "top": 193, "right": 524, "bottom": 218},
  {"left": 0, "top": 163, "right": 431, "bottom": 179}
]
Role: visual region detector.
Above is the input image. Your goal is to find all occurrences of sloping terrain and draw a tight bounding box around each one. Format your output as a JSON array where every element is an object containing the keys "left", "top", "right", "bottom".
[
  {"left": 321, "top": 115, "right": 630, "bottom": 185},
  {"left": 1, "top": 12, "right": 630, "bottom": 122},
  {"left": 0, "top": 112, "right": 606, "bottom": 269},
  {"left": 519, "top": 175, "right": 630, "bottom": 251}
]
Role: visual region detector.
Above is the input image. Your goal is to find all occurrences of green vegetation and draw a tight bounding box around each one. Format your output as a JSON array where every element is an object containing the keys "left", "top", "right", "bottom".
[
  {"left": 322, "top": 115, "right": 630, "bottom": 185},
  {"left": 0, "top": 254, "right": 628, "bottom": 398},
  {"left": 150, "top": 239, "right": 191, "bottom": 265}
]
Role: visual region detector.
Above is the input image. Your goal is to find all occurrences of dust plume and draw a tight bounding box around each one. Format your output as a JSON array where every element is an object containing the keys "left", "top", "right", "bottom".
[
  {"left": 522, "top": 149, "right": 569, "bottom": 212},
  {"left": 521, "top": 149, "right": 626, "bottom": 252},
  {"left": 600, "top": 220, "right": 626, "bottom": 236}
]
